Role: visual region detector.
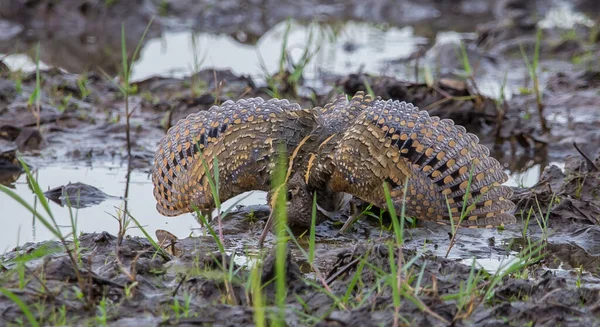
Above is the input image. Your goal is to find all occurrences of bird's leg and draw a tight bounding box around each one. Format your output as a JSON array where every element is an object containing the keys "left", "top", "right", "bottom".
[
  {"left": 338, "top": 201, "right": 359, "bottom": 233},
  {"left": 258, "top": 184, "right": 286, "bottom": 248},
  {"left": 257, "top": 210, "right": 274, "bottom": 248},
  {"left": 315, "top": 203, "right": 337, "bottom": 220}
]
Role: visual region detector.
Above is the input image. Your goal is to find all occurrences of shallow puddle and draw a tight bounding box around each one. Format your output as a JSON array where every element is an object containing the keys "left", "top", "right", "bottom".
[
  {"left": 2, "top": 21, "right": 425, "bottom": 83},
  {"left": 0, "top": 163, "right": 265, "bottom": 253},
  {"left": 459, "top": 256, "right": 518, "bottom": 274},
  {"left": 136, "top": 21, "right": 425, "bottom": 81},
  {"left": 0, "top": 159, "right": 554, "bottom": 259}
]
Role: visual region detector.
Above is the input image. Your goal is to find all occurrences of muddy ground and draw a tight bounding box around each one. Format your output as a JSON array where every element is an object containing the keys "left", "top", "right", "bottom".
[{"left": 1, "top": 0, "right": 600, "bottom": 326}]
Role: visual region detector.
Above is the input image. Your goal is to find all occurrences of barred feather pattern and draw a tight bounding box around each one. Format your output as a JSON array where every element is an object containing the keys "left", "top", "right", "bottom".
[
  {"left": 152, "top": 98, "right": 315, "bottom": 216},
  {"left": 151, "top": 92, "right": 516, "bottom": 229},
  {"left": 326, "top": 92, "right": 516, "bottom": 227}
]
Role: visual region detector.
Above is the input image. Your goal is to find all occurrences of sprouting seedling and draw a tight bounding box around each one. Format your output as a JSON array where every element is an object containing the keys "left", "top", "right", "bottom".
[
  {"left": 76, "top": 71, "right": 91, "bottom": 99},
  {"left": 519, "top": 27, "right": 547, "bottom": 133}
]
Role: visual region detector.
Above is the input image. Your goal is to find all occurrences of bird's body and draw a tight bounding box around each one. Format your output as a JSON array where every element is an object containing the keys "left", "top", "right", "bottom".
[
  {"left": 151, "top": 92, "right": 516, "bottom": 238},
  {"left": 152, "top": 97, "right": 315, "bottom": 217}
]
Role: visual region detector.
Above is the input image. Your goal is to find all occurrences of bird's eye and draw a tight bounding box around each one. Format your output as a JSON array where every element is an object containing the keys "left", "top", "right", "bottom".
[{"left": 287, "top": 190, "right": 293, "bottom": 201}]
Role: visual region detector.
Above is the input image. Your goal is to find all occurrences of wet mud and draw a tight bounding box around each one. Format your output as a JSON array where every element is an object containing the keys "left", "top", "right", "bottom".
[
  {"left": 2, "top": 202, "right": 600, "bottom": 326},
  {"left": 1, "top": 0, "right": 600, "bottom": 326}
]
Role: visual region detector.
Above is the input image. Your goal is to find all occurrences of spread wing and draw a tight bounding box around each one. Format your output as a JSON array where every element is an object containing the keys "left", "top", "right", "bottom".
[
  {"left": 152, "top": 98, "right": 315, "bottom": 216},
  {"left": 325, "top": 92, "right": 516, "bottom": 227}
]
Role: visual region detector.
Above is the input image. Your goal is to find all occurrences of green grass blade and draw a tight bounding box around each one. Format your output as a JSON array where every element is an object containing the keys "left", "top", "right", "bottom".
[
  {"left": 382, "top": 178, "right": 408, "bottom": 246},
  {"left": 401, "top": 252, "right": 420, "bottom": 272},
  {"left": 341, "top": 255, "right": 366, "bottom": 306},
  {"left": 220, "top": 191, "right": 256, "bottom": 218},
  {"left": 279, "top": 19, "right": 292, "bottom": 74},
  {"left": 130, "top": 17, "right": 155, "bottom": 75},
  {"left": 197, "top": 145, "right": 221, "bottom": 210},
  {"left": 34, "top": 43, "right": 41, "bottom": 107},
  {"left": 63, "top": 191, "right": 81, "bottom": 259},
  {"left": 386, "top": 242, "right": 401, "bottom": 308},
  {"left": 0, "top": 185, "right": 62, "bottom": 240},
  {"left": 193, "top": 207, "right": 225, "bottom": 254},
  {"left": 364, "top": 78, "right": 375, "bottom": 98},
  {"left": 414, "top": 262, "right": 426, "bottom": 296},
  {"left": 250, "top": 261, "right": 265, "bottom": 327},
  {"left": 424, "top": 63, "right": 434, "bottom": 87},
  {"left": 459, "top": 162, "right": 476, "bottom": 219},
  {"left": 128, "top": 214, "right": 170, "bottom": 259},
  {"left": 458, "top": 41, "right": 472, "bottom": 75},
  {"left": 533, "top": 28, "right": 542, "bottom": 72},
  {"left": 0, "top": 288, "right": 39, "bottom": 327},
  {"left": 213, "top": 156, "right": 220, "bottom": 201},
  {"left": 273, "top": 146, "right": 288, "bottom": 327},
  {"left": 19, "top": 157, "right": 56, "bottom": 223},
  {"left": 121, "top": 24, "right": 128, "bottom": 85}
]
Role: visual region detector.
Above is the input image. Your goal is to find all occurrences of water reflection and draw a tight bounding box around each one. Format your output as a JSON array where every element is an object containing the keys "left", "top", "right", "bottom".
[
  {"left": 0, "top": 22, "right": 154, "bottom": 77},
  {"left": 460, "top": 256, "right": 518, "bottom": 274},
  {"left": 0, "top": 0, "right": 157, "bottom": 77},
  {"left": 134, "top": 21, "right": 424, "bottom": 81},
  {"left": 1, "top": 20, "right": 425, "bottom": 83},
  {"left": 0, "top": 158, "right": 549, "bottom": 253}
]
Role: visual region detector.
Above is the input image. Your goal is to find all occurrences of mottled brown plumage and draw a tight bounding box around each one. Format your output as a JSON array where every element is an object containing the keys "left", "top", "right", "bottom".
[
  {"left": 152, "top": 97, "right": 315, "bottom": 217},
  {"left": 306, "top": 93, "right": 515, "bottom": 228},
  {"left": 151, "top": 92, "right": 516, "bottom": 242}
]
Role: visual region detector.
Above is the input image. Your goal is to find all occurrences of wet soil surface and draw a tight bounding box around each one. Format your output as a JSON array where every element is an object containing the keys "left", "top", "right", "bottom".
[
  {"left": 1, "top": 0, "right": 600, "bottom": 326},
  {"left": 2, "top": 184, "right": 600, "bottom": 327},
  {"left": 1, "top": 158, "right": 600, "bottom": 327}
]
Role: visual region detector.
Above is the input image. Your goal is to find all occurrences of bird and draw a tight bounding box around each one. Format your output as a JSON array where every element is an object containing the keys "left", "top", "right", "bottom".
[{"left": 151, "top": 92, "right": 516, "bottom": 246}]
